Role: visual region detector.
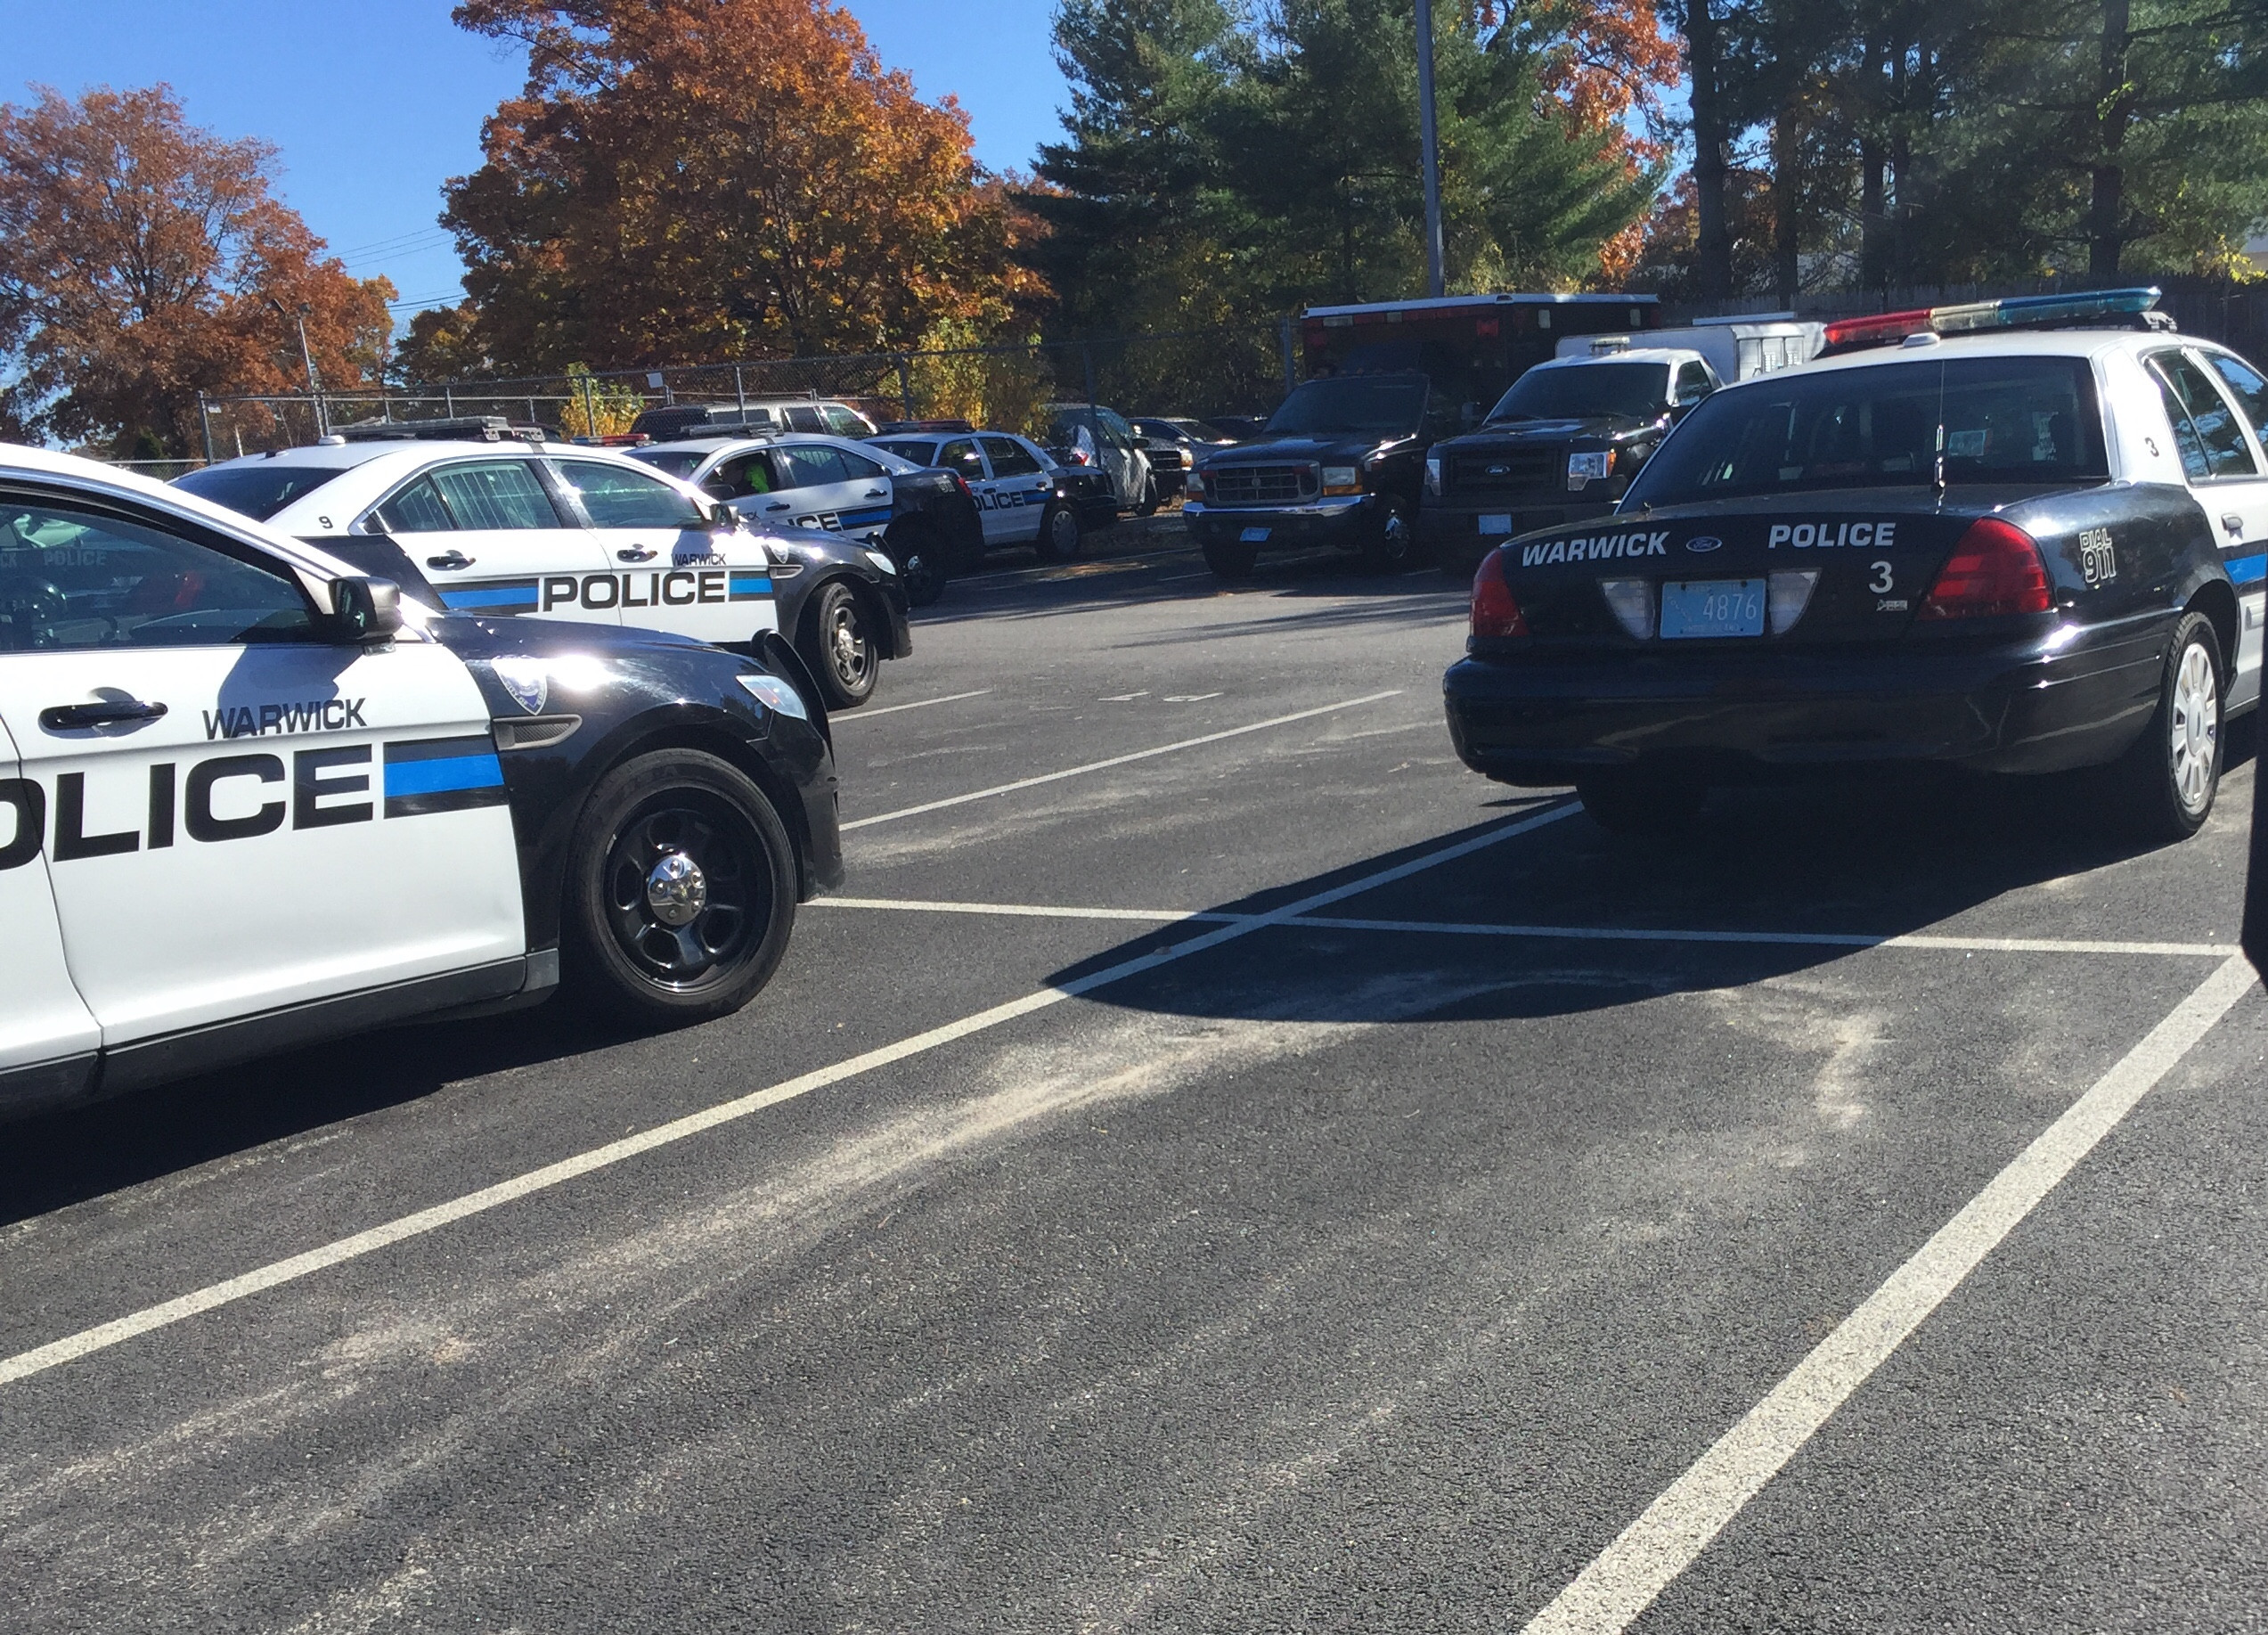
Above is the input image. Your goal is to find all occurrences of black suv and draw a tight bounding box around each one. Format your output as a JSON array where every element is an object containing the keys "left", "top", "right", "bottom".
[
  {"left": 1419, "top": 348, "right": 1718, "bottom": 576},
  {"left": 1183, "top": 372, "right": 1449, "bottom": 578}
]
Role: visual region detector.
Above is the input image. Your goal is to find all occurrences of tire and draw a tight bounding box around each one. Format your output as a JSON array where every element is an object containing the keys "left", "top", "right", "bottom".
[
  {"left": 561, "top": 749, "right": 799, "bottom": 1026},
  {"left": 1573, "top": 772, "right": 1709, "bottom": 837},
  {"left": 1203, "top": 541, "right": 1258, "bottom": 580},
  {"left": 1358, "top": 499, "right": 1417, "bottom": 574},
  {"left": 887, "top": 526, "right": 947, "bottom": 607},
  {"left": 1135, "top": 476, "right": 1161, "bottom": 517},
  {"left": 2106, "top": 609, "right": 2224, "bottom": 842},
  {"left": 1034, "top": 503, "right": 1081, "bottom": 561},
  {"left": 798, "top": 579, "right": 878, "bottom": 710}
]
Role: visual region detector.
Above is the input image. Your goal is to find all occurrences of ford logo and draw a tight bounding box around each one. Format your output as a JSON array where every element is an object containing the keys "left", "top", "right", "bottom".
[
  {"left": 1486, "top": 464, "right": 1509, "bottom": 476},
  {"left": 1685, "top": 535, "right": 1723, "bottom": 553}
]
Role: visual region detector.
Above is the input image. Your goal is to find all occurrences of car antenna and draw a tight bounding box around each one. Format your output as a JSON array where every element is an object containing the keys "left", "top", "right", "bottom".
[{"left": 1933, "top": 424, "right": 1947, "bottom": 501}]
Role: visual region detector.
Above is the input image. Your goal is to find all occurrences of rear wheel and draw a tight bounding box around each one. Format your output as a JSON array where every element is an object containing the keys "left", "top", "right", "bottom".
[
  {"left": 562, "top": 750, "right": 797, "bottom": 1025},
  {"left": 1034, "top": 502, "right": 1081, "bottom": 561},
  {"left": 1203, "top": 541, "right": 1258, "bottom": 580},
  {"left": 2107, "top": 609, "right": 2223, "bottom": 842},
  {"left": 798, "top": 579, "right": 878, "bottom": 710},
  {"left": 1573, "top": 772, "right": 1709, "bottom": 837}
]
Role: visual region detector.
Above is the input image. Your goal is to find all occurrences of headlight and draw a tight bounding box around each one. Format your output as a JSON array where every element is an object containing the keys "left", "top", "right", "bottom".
[
  {"left": 863, "top": 548, "right": 897, "bottom": 574},
  {"left": 1320, "top": 464, "right": 1360, "bottom": 495},
  {"left": 1566, "top": 451, "right": 1611, "bottom": 490},
  {"left": 1424, "top": 454, "right": 1443, "bottom": 496},
  {"left": 736, "top": 673, "right": 809, "bottom": 721},
  {"left": 1186, "top": 468, "right": 1206, "bottom": 500}
]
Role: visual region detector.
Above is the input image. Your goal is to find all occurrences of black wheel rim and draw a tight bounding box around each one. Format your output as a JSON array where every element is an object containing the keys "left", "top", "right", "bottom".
[
  {"left": 824, "top": 595, "right": 873, "bottom": 691},
  {"left": 602, "top": 793, "right": 770, "bottom": 993}
]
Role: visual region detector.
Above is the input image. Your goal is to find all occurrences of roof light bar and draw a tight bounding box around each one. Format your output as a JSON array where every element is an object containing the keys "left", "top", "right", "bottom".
[{"left": 1821, "top": 288, "right": 2163, "bottom": 355}]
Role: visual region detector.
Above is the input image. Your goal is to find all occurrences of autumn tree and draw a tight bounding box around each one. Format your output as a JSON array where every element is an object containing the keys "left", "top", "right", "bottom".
[
  {"left": 0, "top": 85, "right": 394, "bottom": 457},
  {"left": 428, "top": 0, "right": 1040, "bottom": 375}
]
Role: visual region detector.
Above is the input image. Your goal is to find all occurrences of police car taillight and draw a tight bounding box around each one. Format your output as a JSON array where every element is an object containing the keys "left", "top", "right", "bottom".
[
  {"left": 1919, "top": 519, "right": 2052, "bottom": 619},
  {"left": 1471, "top": 551, "right": 1530, "bottom": 638}
]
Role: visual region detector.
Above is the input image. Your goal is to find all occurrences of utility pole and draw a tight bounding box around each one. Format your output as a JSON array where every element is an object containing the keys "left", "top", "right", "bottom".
[
  {"left": 268, "top": 298, "right": 324, "bottom": 436},
  {"left": 1415, "top": 0, "right": 1445, "bottom": 298}
]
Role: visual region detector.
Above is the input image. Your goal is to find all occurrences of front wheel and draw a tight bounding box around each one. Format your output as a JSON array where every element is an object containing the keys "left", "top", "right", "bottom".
[
  {"left": 1034, "top": 502, "right": 1081, "bottom": 561},
  {"left": 1358, "top": 499, "right": 1416, "bottom": 574},
  {"left": 562, "top": 750, "right": 798, "bottom": 1025},
  {"left": 798, "top": 579, "right": 878, "bottom": 710},
  {"left": 887, "top": 527, "right": 947, "bottom": 607},
  {"left": 1135, "top": 476, "right": 1161, "bottom": 517},
  {"left": 2106, "top": 609, "right": 2223, "bottom": 842}
]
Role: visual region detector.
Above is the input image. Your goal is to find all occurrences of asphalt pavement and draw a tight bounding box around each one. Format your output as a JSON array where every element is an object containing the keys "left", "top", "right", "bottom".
[{"left": 3, "top": 516, "right": 2263, "bottom": 1633}]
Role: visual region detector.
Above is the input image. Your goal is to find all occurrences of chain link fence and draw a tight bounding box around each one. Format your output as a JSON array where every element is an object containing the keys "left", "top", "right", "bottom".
[{"left": 195, "top": 324, "right": 1301, "bottom": 463}]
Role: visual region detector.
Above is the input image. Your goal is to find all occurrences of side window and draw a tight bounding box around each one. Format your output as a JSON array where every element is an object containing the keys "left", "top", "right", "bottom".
[
  {"left": 782, "top": 405, "right": 826, "bottom": 433},
  {"left": 2147, "top": 361, "right": 2213, "bottom": 480},
  {"left": 1097, "top": 410, "right": 1136, "bottom": 450},
  {"left": 836, "top": 449, "right": 888, "bottom": 481},
  {"left": 936, "top": 438, "right": 986, "bottom": 480},
  {"left": 1677, "top": 362, "right": 1714, "bottom": 404},
  {"left": 371, "top": 476, "right": 454, "bottom": 534},
  {"left": 2151, "top": 354, "right": 2256, "bottom": 478},
  {"left": 777, "top": 446, "right": 850, "bottom": 489},
  {"left": 822, "top": 405, "right": 870, "bottom": 437},
  {"left": 706, "top": 453, "right": 775, "bottom": 499},
  {"left": 428, "top": 460, "right": 565, "bottom": 529},
  {"left": 982, "top": 436, "right": 1042, "bottom": 477},
  {"left": 2204, "top": 352, "right": 2268, "bottom": 446},
  {"left": 0, "top": 498, "right": 312, "bottom": 651},
  {"left": 555, "top": 460, "right": 706, "bottom": 528}
]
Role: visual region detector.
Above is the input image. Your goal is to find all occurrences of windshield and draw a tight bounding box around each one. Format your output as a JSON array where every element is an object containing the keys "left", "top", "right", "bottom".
[
  {"left": 1625, "top": 356, "right": 2109, "bottom": 505},
  {"left": 1265, "top": 377, "right": 1426, "bottom": 437},
  {"left": 172, "top": 462, "right": 353, "bottom": 521},
  {"left": 627, "top": 449, "right": 706, "bottom": 478},
  {"left": 1487, "top": 363, "right": 1669, "bottom": 424}
]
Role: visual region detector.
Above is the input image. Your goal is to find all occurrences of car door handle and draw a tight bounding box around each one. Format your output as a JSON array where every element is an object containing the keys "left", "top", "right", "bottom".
[
  {"left": 616, "top": 546, "right": 658, "bottom": 562},
  {"left": 864, "top": 487, "right": 887, "bottom": 497},
  {"left": 40, "top": 698, "right": 168, "bottom": 732},
  {"left": 2222, "top": 513, "right": 2244, "bottom": 535},
  {"left": 763, "top": 501, "right": 789, "bottom": 511},
  {"left": 426, "top": 550, "right": 476, "bottom": 570}
]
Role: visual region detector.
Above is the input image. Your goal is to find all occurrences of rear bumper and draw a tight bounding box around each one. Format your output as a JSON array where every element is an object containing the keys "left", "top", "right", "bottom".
[
  {"left": 1421, "top": 497, "right": 1613, "bottom": 571},
  {"left": 1442, "top": 627, "right": 2169, "bottom": 785},
  {"left": 1184, "top": 495, "right": 1375, "bottom": 552}
]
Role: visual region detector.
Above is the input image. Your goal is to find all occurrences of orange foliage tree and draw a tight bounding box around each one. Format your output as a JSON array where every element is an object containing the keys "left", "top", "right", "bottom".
[
  {"left": 0, "top": 85, "right": 394, "bottom": 456},
  {"left": 425, "top": 0, "right": 1043, "bottom": 376},
  {"left": 1516, "top": 0, "right": 1682, "bottom": 283}
]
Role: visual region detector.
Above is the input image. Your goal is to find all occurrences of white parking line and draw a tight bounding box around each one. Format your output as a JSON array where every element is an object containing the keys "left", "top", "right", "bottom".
[
  {"left": 814, "top": 897, "right": 2238, "bottom": 960},
  {"left": 0, "top": 802, "right": 1579, "bottom": 1391},
  {"left": 1520, "top": 952, "right": 2259, "bottom": 1635},
  {"left": 844, "top": 689, "right": 992, "bottom": 719},
  {"left": 840, "top": 690, "right": 1403, "bottom": 830}
]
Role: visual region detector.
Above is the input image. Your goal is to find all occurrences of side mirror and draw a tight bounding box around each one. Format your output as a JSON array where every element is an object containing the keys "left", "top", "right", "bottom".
[
  {"left": 332, "top": 576, "right": 403, "bottom": 642},
  {"left": 709, "top": 501, "right": 741, "bottom": 530}
]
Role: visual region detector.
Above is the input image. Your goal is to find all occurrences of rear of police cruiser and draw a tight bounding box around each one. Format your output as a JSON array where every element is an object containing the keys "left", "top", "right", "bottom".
[{"left": 1442, "top": 290, "right": 2264, "bottom": 840}]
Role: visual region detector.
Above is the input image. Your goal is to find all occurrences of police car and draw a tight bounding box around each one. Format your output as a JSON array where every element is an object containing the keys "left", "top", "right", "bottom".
[
  {"left": 867, "top": 429, "right": 1089, "bottom": 559},
  {"left": 628, "top": 429, "right": 983, "bottom": 605},
  {"left": 1, "top": 445, "right": 843, "bottom": 1116},
  {"left": 1443, "top": 290, "right": 2266, "bottom": 839}
]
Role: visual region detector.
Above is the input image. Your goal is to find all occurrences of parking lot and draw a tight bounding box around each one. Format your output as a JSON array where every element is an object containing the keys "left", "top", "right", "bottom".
[{"left": 2, "top": 521, "right": 2263, "bottom": 1633}]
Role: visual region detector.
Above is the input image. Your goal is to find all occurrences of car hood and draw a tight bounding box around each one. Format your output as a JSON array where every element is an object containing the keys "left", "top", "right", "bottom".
[{"left": 1457, "top": 414, "right": 1659, "bottom": 446}]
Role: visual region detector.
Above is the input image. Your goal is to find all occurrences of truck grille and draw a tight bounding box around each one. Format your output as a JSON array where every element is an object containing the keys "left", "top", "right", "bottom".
[
  {"left": 1206, "top": 464, "right": 1312, "bottom": 505},
  {"left": 1449, "top": 449, "right": 1558, "bottom": 493}
]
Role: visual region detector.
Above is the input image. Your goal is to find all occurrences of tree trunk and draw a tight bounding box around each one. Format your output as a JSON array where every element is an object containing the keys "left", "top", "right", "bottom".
[
  {"left": 1685, "top": 0, "right": 1733, "bottom": 301},
  {"left": 2087, "top": 0, "right": 2131, "bottom": 279},
  {"left": 1771, "top": 110, "right": 1800, "bottom": 303}
]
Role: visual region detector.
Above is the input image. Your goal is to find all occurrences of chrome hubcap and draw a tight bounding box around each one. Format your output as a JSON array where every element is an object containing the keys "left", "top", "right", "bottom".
[
  {"left": 645, "top": 851, "right": 708, "bottom": 928},
  {"left": 2169, "top": 642, "right": 2219, "bottom": 813},
  {"left": 828, "top": 605, "right": 869, "bottom": 683}
]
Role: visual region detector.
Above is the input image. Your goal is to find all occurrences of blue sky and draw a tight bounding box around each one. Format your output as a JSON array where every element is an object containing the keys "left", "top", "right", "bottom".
[{"left": 0, "top": 0, "right": 1072, "bottom": 327}]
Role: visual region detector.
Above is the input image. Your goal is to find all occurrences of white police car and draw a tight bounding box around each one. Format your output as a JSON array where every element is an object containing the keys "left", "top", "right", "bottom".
[
  {"left": 176, "top": 422, "right": 783, "bottom": 646},
  {"left": 868, "top": 430, "right": 1081, "bottom": 558},
  {"left": 2, "top": 444, "right": 843, "bottom": 1116}
]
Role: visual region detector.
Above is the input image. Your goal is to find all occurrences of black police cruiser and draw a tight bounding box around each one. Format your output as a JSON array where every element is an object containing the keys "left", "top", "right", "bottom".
[
  {"left": 1184, "top": 372, "right": 1447, "bottom": 577},
  {"left": 1443, "top": 291, "right": 2266, "bottom": 840},
  {"left": 1, "top": 446, "right": 843, "bottom": 1116}
]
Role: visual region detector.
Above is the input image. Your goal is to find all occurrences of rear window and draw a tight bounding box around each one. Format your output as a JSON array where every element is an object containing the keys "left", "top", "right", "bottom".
[
  {"left": 873, "top": 439, "right": 939, "bottom": 466},
  {"left": 1628, "top": 357, "right": 2108, "bottom": 504},
  {"left": 629, "top": 449, "right": 706, "bottom": 478},
  {"left": 173, "top": 462, "right": 353, "bottom": 521}
]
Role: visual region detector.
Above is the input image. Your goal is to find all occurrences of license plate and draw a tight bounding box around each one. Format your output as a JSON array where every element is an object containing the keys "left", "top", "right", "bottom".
[
  {"left": 1240, "top": 526, "right": 1270, "bottom": 543},
  {"left": 1660, "top": 579, "right": 1766, "bottom": 639},
  {"left": 1479, "top": 513, "right": 1512, "bottom": 534}
]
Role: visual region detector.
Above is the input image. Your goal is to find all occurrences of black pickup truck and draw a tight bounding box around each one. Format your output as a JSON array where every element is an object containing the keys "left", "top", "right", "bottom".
[
  {"left": 1183, "top": 373, "right": 1449, "bottom": 577},
  {"left": 1420, "top": 348, "right": 1720, "bottom": 576}
]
